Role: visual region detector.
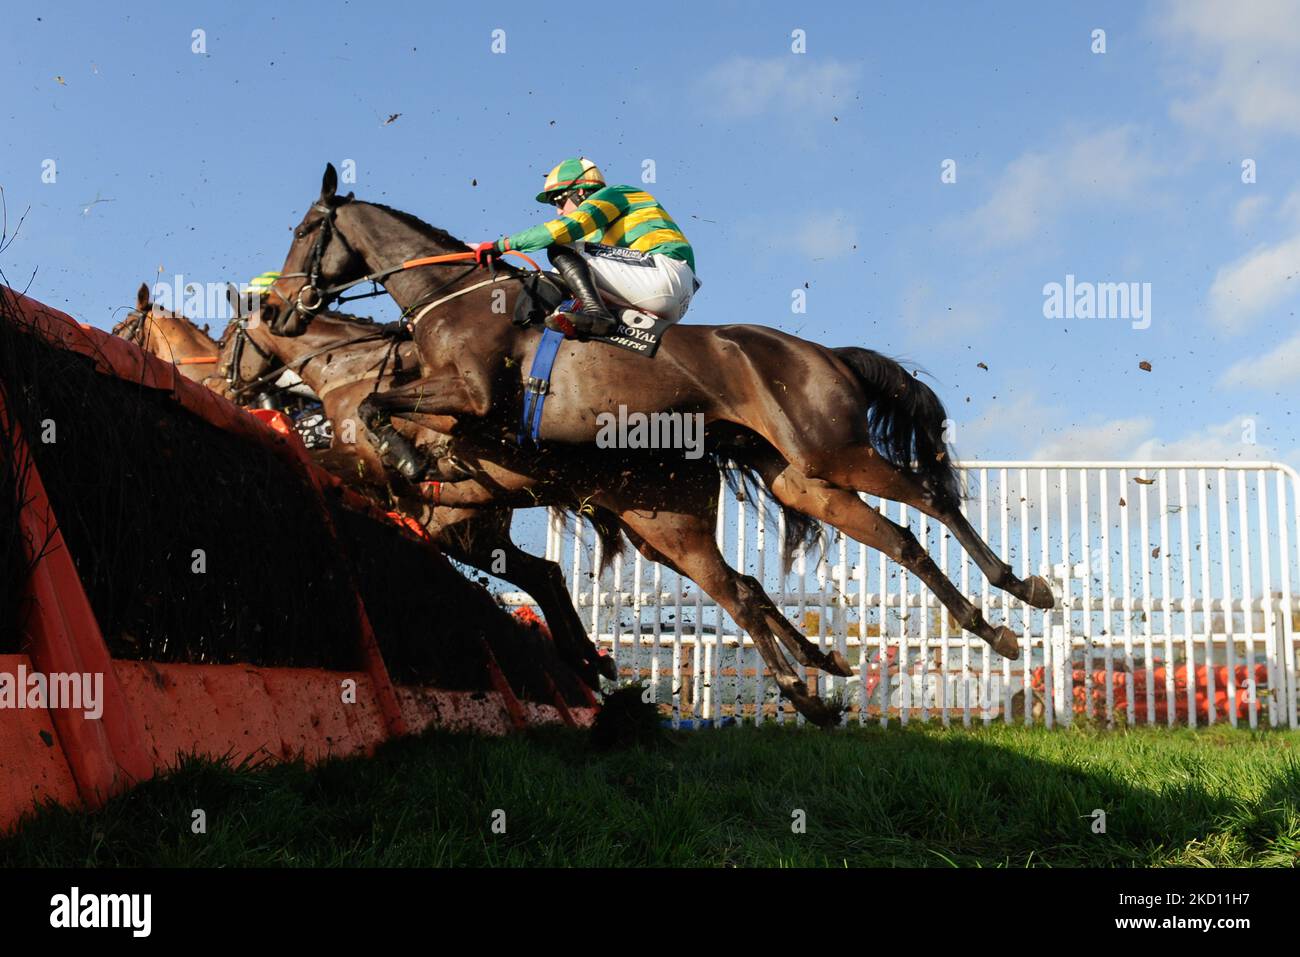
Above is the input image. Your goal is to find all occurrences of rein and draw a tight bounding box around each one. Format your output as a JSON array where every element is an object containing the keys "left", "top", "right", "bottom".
[
  {"left": 273, "top": 200, "right": 541, "bottom": 328},
  {"left": 225, "top": 317, "right": 404, "bottom": 399}
]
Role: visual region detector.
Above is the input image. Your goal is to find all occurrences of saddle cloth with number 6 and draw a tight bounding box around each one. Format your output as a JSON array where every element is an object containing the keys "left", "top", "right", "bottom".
[{"left": 591, "top": 306, "right": 673, "bottom": 357}]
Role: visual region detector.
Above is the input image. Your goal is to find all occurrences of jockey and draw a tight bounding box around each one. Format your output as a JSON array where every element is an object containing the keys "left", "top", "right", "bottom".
[
  {"left": 473, "top": 158, "right": 698, "bottom": 338},
  {"left": 241, "top": 271, "right": 280, "bottom": 317},
  {"left": 246, "top": 271, "right": 280, "bottom": 295}
]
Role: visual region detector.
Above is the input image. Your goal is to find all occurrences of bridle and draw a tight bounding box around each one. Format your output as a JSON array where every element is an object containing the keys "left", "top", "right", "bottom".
[
  {"left": 269, "top": 197, "right": 540, "bottom": 333},
  {"left": 223, "top": 316, "right": 279, "bottom": 396},
  {"left": 113, "top": 307, "right": 150, "bottom": 349},
  {"left": 222, "top": 311, "right": 408, "bottom": 401},
  {"left": 112, "top": 303, "right": 219, "bottom": 370}
]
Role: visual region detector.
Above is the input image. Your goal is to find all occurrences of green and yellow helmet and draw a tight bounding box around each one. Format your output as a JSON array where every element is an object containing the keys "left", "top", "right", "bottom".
[
  {"left": 243, "top": 271, "right": 280, "bottom": 296},
  {"left": 535, "top": 157, "right": 605, "bottom": 204}
]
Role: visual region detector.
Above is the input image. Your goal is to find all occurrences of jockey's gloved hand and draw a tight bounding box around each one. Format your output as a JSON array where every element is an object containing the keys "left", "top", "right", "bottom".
[{"left": 472, "top": 241, "right": 503, "bottom": 266}]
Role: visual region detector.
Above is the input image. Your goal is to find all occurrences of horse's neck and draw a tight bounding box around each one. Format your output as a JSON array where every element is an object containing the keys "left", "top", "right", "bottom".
[
  {"left": 346, "top": 204, "right": 474, "bottom": 310},
  {"left": 248, "top": 322, "right": 349, "bottom": 391},
  {"left": 153, "top": 313, "right": 215, "bottom": 356}
]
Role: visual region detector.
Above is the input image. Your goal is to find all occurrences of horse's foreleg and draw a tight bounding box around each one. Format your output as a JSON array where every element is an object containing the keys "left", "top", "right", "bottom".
[
  {"left": 357, "top": 376, "right": 490, "bottom": 481},
  {"left": 758, "top": 460, "right": 1024, "bottom": 660},
  {"left": 433, "top": 510, "right": 613, "bottom": 688},
  {"left": 615, "top": 505, "right": 838, "bottom": 727}
]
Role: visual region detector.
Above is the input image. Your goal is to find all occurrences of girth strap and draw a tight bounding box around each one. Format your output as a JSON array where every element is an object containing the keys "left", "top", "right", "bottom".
[{"left": 519, "top": 328, "right": 566, "bottom": 446}]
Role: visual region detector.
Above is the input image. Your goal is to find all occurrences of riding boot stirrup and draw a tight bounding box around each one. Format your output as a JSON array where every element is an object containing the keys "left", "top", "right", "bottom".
[{"left": 548, "top": 247, "right": 617, "bottom": 338}]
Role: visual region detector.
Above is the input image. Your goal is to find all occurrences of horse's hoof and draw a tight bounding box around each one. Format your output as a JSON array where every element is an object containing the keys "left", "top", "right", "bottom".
[
  {"left": 1023, "top": 575, "right": 1056, "bottom": 609},
  {"left": 784, "top": 683, "right": 837, "bottom": 727},
  {"left": 595, "top": 654, "right": 618, "bottom": 681},
  {"left": 826, "top": 650, "right": 853, "bottom": 678},
  {"left": 571, "top": 658, "right": 602, "bottom": 691},
  {"left": 990, "top": 626, "right": 1022, "bottom": 660},
  {"left": 805, "top": 699, "right": 839, "bottom": 728}
]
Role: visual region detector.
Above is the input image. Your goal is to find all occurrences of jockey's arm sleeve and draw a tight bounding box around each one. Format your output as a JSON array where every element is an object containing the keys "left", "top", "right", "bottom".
[{"left": 495, "top": 186, "right": 630, "bottom": 253}]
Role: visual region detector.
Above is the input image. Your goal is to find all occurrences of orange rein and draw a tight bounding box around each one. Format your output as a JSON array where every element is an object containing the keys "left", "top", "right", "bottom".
[{"left": 399, "top": 250, "right": 542, "bottom": 272}]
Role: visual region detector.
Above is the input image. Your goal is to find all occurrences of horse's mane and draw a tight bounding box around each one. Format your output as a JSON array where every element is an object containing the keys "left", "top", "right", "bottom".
[{"left": 357, "top": 201, "right": 472, "bottom": 252}]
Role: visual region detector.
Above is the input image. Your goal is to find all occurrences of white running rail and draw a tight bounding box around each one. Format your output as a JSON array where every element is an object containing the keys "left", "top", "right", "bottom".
[{"left": 500, "top": 461, "right": 1300, "bottom": 730}]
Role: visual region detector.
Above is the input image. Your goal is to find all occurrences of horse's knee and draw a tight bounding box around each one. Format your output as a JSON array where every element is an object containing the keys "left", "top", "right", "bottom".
[
  {"left": 357, "top": 395, "right": 383, "bottom": 427},
  {"left": 737, "top": 574, "right": 767, "bottom": 604}
]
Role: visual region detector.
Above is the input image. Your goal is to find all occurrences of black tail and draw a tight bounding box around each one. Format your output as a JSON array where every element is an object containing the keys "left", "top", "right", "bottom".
[
  {"left": 831, "top": 347, "right": 963, "bottom": 511},
  {"left": 568, "top": 458, "right": 822, "bottom": 579},
  {"left": 716, "top": 454, "right": 824, "bottom": 575},
  {"left": 584, "top": 505, "right": 625, "bottom": 576}
]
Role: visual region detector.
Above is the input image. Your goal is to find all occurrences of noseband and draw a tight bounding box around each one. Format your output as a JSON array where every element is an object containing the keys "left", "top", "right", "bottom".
[
  {"left": 271, "top": 201, "right": 357, "bottom": 329},
  {"left": 114, "top": 307, "right": 149, "bottom": 347}
]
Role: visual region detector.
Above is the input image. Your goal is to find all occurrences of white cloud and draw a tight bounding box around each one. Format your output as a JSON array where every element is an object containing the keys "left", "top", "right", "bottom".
[
  {"left": 951, "top": 392, "right": 1052, "bottom": 459},
  {"left": 1232, "top": 194, "right": 1268, "bottom": 231},
  {"left": 1158, "top": 0, "right": 1300, "bottom": 137},
  {"left": 1279, "top": 188, "right": 1300, "bottom": 226},
  {"left": 1028, "top": 414, "right": 1280, "bottom": 463},
  {"left": 1033, "top": 417, "right": 1156, "bottom": 462},
  {"left": 1206, "top": 232, "right": 1300, "bottom": 331},
  {"left": 1219, "top": 329, "right": 1300, "bottom": 390},
  {"left": 953, "top": 126, "right": 1160, "bottom": 247},
  {"left": 699, "top": 55, "right": 860, "bottom": 118},
  {"left": 1129, "top": 417, "right": 1266, "bottom": 461},
  {"left": 949, "top": 392, "right": 1295, "bottom": 470}
]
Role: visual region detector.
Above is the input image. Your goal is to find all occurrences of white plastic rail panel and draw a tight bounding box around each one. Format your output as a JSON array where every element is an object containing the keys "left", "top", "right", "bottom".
[{"left": 502, "top": 462, "right": 1300, "bottom": 730}]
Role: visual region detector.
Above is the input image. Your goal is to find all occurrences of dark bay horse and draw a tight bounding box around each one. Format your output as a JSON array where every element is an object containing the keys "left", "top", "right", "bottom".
[
  {"left": 215, "top": 300, "right": 622, "bottom": 688},
  {"left": 112, "top": 283, "right": 222, "bottom": 385},
  {"left": 257, "top": 165, "right": 1056, "bottom": 724},
  {"left": 226, "top": 304, "right": 857, "bottom": 723}
]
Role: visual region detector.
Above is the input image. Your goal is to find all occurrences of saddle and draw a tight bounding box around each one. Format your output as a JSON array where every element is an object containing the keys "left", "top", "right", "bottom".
[
  {"left": 512, "top": 272, "right": 672, "bottom": 358},
  {"left": 514, "top": 271, "right": 678, "bottom": 445}
]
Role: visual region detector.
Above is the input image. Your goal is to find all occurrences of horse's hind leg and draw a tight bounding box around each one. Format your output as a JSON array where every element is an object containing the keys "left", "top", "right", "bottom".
[
  {"left": 616, "top": 508, "right": 838, "bottom": 727},
  {"left": 815, "top": 448, "right": 1054, "bottom": 611},
  {"left": 754, "top": 459, "right": 1023, "bottom": 660}
]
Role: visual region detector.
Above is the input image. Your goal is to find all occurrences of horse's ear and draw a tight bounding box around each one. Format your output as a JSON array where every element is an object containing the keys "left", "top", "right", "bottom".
[
  {"left": 321, "top": 163, "right": 338, "bottom": 200},
  {"left": 136, "top": 282, "right": 150, "bottom": 311},
  {"left": 225, "top": 282, "right": 241, "bottom": 317}
]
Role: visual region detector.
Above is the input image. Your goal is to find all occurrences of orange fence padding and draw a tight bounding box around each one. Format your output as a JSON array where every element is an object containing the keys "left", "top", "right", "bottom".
[{"left": 0, "top": 289, "right": 596, "bottom": 834}]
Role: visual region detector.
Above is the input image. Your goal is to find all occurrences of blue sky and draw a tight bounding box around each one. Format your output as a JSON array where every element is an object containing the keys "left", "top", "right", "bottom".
[{"left": 2, "top": 0, "right": 1299, "bottom": 464}]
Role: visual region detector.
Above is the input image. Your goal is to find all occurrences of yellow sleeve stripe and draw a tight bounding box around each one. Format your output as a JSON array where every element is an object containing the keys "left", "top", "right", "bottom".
[
  {"left": 605, "top": 206, "right": 669, "bottom": 244},
  {"left": 544, "top": 218, "right": 573, "bottom": 242},
  {"left": 631, "top": 228, "right": 688, "bottom": 251},
  {"left": 624, "top": 191, "right": 655, "bottom": 205},
  {"left": 601, "top": 217, "right": 628, "bottom": 244},
  {"left": 563, "top": 209, "right": 601, "bottom": 239},
  {"left": 623, "top": 206, "right": 671, "bottom": 232},
  {"left": 587, "top": 199, "right": 620, "bottom": 225}
]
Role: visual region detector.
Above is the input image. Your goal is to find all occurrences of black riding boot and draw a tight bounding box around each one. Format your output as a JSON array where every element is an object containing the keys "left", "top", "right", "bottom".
[{"left": 547, "top": 246, "right": 617, "bottom": 338}]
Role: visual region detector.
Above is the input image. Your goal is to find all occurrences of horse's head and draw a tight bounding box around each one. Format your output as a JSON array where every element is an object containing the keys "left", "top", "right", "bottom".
[
  {"left": 264, "top": 164, "right": 367, "bottom": 336},
  {"left": 110, "top": 282, "right": 154, "bottom": 344},
  {"left": 216, "top": 285, "right": 282, "bottom": 399}
]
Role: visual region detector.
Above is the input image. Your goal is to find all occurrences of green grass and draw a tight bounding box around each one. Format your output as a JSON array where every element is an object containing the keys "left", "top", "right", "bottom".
[{"left": 2, "top": 723, "right": 1298, "bottom": 867}]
